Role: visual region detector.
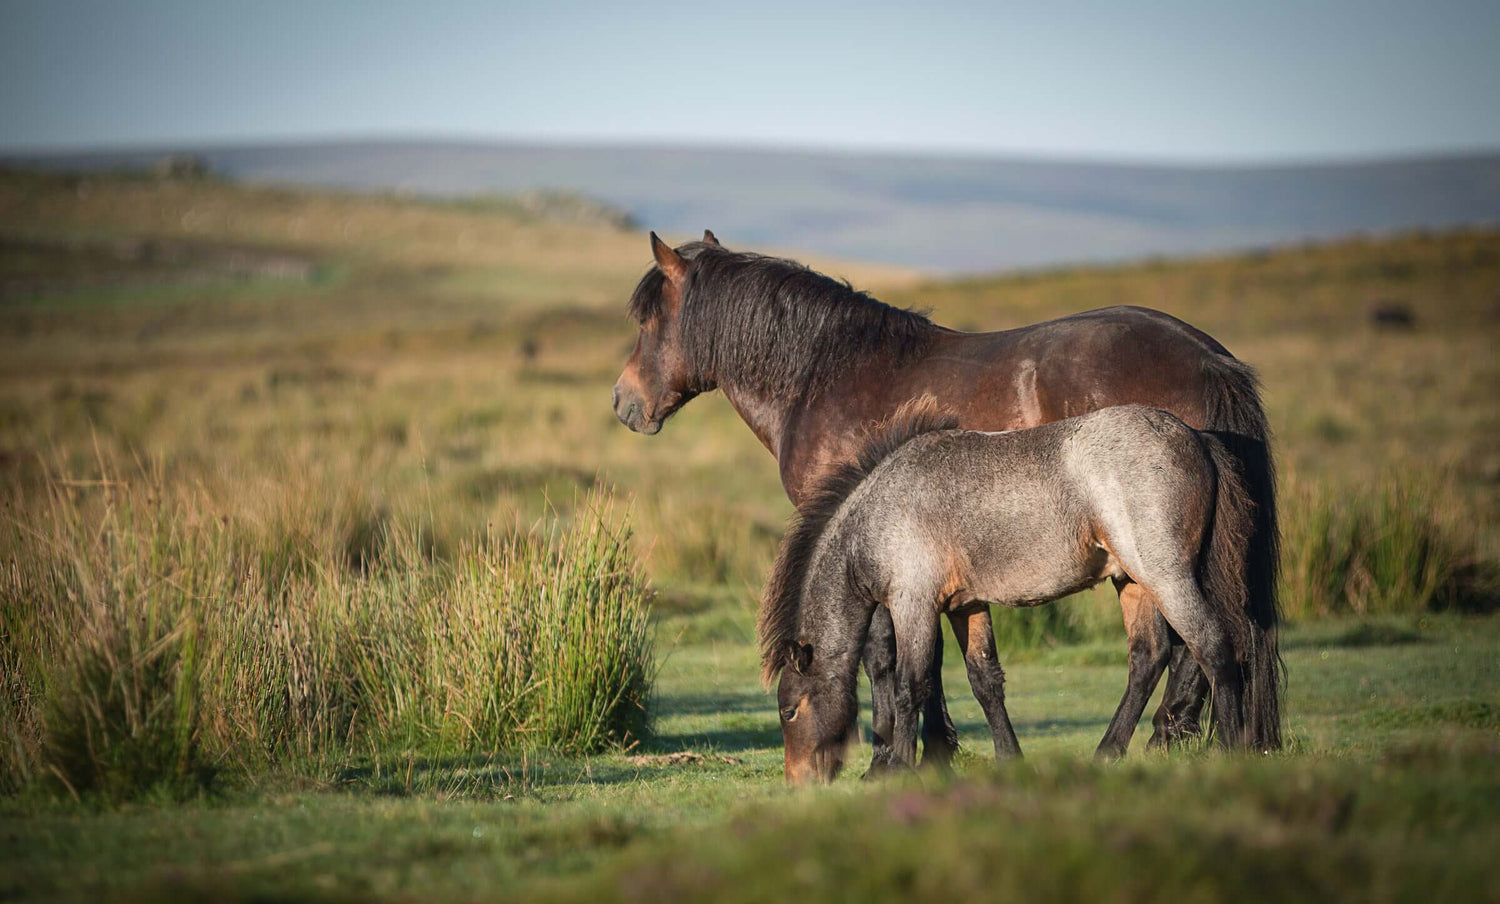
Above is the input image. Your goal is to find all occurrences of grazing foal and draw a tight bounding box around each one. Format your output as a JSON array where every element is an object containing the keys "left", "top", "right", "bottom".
[{"left": 761, "top": 402, "right": 1279, "bottom": 784}]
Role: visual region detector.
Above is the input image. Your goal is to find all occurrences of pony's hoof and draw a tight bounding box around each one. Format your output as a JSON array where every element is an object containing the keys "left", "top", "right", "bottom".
[
  {"left": 1149, "top": 719, "right": 1202, "bottom": 749},
  {"left": 1169, "top": 723, "right": 1203, "bottom": 745}
]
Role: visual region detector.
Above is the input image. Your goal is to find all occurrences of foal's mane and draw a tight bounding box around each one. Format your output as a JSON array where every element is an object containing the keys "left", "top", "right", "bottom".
[
  {"left": 630, "top": 245, "right": 935, "bottom": 398},
  {"left": 758, "top": 396, "right": 960, "bottom": 687}
]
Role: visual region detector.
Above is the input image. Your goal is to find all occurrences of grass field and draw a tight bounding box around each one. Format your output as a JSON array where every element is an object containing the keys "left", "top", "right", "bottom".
[
  {"left": 2, "top": 168, "right": 1498, "bottom": 902},
  {"left": 5, "top": 616, "right": 1498, "bottom": 902}
]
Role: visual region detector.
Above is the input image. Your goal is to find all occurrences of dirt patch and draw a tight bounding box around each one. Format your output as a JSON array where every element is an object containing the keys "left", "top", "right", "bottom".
[{"left": 625, "top": 752, "right": 744, "bottom": 767}]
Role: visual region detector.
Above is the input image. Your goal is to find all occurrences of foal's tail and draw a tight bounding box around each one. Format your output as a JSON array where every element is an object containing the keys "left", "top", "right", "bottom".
[{"left": 1201, "top": 432, "right": 1283, "bottom": 751}]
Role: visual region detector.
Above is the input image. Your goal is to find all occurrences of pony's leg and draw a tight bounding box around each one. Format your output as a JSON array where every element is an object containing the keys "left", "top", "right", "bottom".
[
  {"left": 1148, "top": 580, "right": 1248, "bottom": 750},
  {"left": 919, "top": 622, "right": 959, "bottom": 770},
  {"left": 948, "top": 606, "right": 1021, "bottom": 759},
  {"left": 862, "top": 606, "right": 899, "bottom": 774},
  {"left": 890, "top": 604, "right": 938, "bottom": 770},
  {"left": 1149, "top": 642, "right": 1209, "bottom": 748},
  {"left": 1097, "top": 581, "right": 1172, "bottom": 758}
]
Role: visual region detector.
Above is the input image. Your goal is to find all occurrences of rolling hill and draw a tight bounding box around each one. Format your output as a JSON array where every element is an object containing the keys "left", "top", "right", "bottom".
[{"left": 7, "top": 139, "right": 1499, "bottom": 272}]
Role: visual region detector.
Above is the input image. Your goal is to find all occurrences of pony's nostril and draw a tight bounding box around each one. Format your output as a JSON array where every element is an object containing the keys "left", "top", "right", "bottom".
[{"left": 611, "top": 385, "right": 620, "bottom": 410}]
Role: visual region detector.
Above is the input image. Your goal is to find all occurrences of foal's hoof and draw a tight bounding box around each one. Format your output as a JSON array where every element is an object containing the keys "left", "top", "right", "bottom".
[{"left": 863, "top": 749, "right": 898, "bottom": 779}]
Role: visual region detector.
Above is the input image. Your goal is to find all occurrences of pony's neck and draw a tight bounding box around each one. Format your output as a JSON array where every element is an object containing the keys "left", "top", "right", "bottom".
[
  {"left": 718, "top": 381, "right": 790, "bottom": 456},
  {"left": 798, "top": 541, "right": 874, "bottom": 683}
]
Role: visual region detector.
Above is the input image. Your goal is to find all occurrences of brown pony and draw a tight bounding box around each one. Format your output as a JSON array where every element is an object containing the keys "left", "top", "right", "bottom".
[{"left": 613, "top": 232, "right": 1282, "bottom": 762}]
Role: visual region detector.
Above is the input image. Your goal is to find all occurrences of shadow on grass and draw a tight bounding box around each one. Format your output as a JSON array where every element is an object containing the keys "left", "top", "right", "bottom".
[
  {"left": 651, "top": 725, "right": 782, "bottom": 754},
  {"left": 654, "top": 690, "right": 768, "bottom": 718},
  {"left": 1360, "top": 700, "right": 1499, "bottom": 730},
  {"left": 1281, "top": 621, "right": 1427, "bottom": 650},
  {"left": 330, "top": 696, "right": 781, "bottom": 795},
  {"left": 1006, "top": 715, "right": 1114, "bottom": 737},
  {"left": 332, "top": 753, "right": 667, "bottom": 798}
]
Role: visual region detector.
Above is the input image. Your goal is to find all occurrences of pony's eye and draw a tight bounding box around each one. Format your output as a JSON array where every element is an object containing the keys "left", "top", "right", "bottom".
[{"left": 780, "top": 706, "right": 799, "bottom": 723}]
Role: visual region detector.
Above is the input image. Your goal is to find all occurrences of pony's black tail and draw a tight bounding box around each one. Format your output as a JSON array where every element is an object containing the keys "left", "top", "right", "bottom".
[{"left": 1200, "top": 355, "right": 1283, "bottom": 750}]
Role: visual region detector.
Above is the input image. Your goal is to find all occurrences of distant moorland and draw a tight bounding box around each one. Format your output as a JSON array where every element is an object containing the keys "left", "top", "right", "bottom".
[{"left": 7, "top": 139, "right": 1500, "bottom": 271}]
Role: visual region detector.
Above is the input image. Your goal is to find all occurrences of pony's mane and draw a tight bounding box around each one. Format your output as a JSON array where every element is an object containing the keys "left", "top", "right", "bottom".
[
  {"left": 629, "top": 246, "right": 935, "bottom": 398},
  {"left": 627, "top": 241, "right": 715, "bottom": 322},
  {"left": 758, "top": 396, "right": 960, "bottom": 687}
]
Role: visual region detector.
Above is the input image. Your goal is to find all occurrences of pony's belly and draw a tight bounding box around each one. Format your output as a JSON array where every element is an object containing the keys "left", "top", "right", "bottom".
[
  {"left": 971, "top": 542, "right": 1122, "bottom": 610},
  {"left": 985, "top": 573, "right": 1114, "bottom": 609}
]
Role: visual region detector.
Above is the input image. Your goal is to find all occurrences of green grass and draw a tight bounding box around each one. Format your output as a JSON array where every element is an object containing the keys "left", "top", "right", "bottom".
[
  {"left": 3, "top": 614, "right": 1498, "bottom": 903},
  {"left": 549, "top": 748, "right": 1499, "bottom": 904}
]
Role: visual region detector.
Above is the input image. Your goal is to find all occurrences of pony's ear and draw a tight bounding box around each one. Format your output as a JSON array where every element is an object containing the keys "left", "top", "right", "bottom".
[
  {"left": 650, "top": 231, "right": 688, "bottom": 285},
  {"left": 791, "top": 641, "right": 814, "bottom": 674},
  {"left": 702, "top": 229, "right": 720, "bottom": 247}
]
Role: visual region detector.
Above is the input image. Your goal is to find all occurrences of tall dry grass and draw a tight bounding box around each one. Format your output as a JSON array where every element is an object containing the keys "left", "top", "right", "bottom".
[
  {"left": 1279, "top": 475, "right": 1496, "bottom": 619},
  {"left": 0, "top": 463, "right": 654, "bottom": 801}
]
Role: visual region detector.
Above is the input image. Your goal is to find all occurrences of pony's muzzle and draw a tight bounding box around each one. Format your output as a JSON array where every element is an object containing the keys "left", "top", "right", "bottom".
[
  {"left": 785, "top": 741, "right": 849, "bottom": 786},
  {"left": 611, "top": 382, "right": 660, "bottom": 435}
]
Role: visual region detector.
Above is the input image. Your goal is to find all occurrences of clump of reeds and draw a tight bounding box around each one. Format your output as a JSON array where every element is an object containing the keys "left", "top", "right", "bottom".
[
  {"left": 0, "top": 466, "right": 653, "bottom": 801},
  {"left": 1280, "top": 475, "right": 1496, "bottom": 619}
]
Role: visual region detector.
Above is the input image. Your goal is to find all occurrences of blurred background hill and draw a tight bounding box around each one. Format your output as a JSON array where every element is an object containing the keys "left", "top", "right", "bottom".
[{"left": 9, "top": 141, "right": 1500, "bottom": 270}]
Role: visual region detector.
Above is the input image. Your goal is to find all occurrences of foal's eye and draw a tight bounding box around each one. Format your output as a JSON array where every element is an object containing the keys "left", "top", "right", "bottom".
[{"left": 780, "top": 706, "right": 799, "bottom": 723}]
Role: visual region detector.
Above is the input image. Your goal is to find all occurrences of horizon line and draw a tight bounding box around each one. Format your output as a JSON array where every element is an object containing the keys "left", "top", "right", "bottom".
[{"left": 4, "top": 130, "right": 1500, "bottom": 173}]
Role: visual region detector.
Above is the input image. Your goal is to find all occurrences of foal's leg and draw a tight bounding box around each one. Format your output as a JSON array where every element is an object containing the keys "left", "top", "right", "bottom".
[
  {"left": 889, "top": 603, "right": 938, "bottom": 770},
  {"left": 1149, "top": 643, "right": 1209, "bottom": 748},
  {"left": 1149, "top": 580, "right": 1248, "bottom": 749},
  {"left": 948, "top": 606, "right": 1021, "bottom": 759},
  {"left": 919, "top": 622, "right": 960, "bottom": 770},
  {"left": 1097, "top": 581, "right": 1172, "bottom": 758},
  {"left": 862, "top": 607, "right": 899, "bottom": 773}
]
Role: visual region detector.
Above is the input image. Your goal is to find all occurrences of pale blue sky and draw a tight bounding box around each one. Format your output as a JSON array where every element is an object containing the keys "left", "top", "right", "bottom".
[{"left": 2, "top": 0, "right": 1498, "bottom": 161}]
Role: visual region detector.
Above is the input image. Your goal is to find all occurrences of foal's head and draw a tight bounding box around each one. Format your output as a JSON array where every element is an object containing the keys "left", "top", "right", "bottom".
[
  {"left": 611, "top": 231, "right": 719, "bottom": 435},
  {"left": 775, "top": 639, "right": 860, "bottom": 785}
]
